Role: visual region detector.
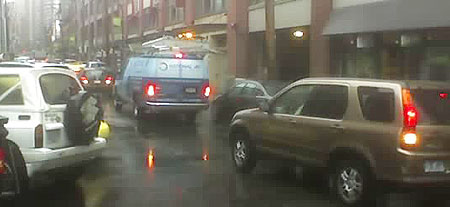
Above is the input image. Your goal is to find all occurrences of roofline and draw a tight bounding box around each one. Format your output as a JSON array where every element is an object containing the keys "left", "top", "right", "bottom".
[{"left": 299, "top": 77, "right": 450, "bottom": 89}]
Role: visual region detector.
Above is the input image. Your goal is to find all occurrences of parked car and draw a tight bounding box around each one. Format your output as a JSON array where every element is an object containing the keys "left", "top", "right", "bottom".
[
  {"left": 212, "top": 79, "right": 288, "bottom": 122},
  {"left": 78, "top": 67, "right": 115, "bottom": 94},
  {"left": 0, "top": 66, "right": 107, "bottom": 183},
  {"left": 229, "top": 78, "right": 450, "bottom": 206},
  {"left": 115, "top": 54, "right": 209, "bottom": 120},
  {"left": 0, "top": 116, "right": 27, "bottom": 198}
]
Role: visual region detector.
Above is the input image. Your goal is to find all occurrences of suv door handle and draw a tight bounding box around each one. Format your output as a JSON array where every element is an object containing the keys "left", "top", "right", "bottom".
[{"left": 288, "top": 119, "right": 297, "bottom": 124}]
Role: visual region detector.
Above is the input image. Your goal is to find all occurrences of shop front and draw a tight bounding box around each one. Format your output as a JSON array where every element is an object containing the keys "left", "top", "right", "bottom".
[{"left": 325, "top": 0, "right": 450, "bottom": 81}]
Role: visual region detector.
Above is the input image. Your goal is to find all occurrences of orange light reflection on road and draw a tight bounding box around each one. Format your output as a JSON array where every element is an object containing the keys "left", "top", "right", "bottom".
[
  {"left": 202, "top": 153, "right": 209, "bottom": 161},
  {"left": 147, "top": 150, "right": 154, "bottom": 169}
]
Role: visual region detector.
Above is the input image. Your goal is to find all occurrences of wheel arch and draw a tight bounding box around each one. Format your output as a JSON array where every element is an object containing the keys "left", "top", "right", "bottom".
[{"left": 327, "top": 147, "right": 376, "bottom": 176}]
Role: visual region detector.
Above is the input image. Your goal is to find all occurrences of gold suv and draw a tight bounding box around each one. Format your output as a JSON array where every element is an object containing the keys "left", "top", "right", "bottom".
[{"left": 229, "top": 78, "right": 450, "bottom": 206}]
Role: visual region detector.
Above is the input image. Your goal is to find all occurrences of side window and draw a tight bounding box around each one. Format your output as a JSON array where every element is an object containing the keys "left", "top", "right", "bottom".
[
  {"left": 242, "top": 83, "right": 257, "bottom": 96},
  {"left": 0, "top": 75, "right": 24, "bottom": 105},
  {"left": 301, "top": 85, "right": 348, "bottom": 119},
  {"left": 229, "top": 83, "right": 246, "bottom": 96},
  {"left": 358, "top": 86, "right": 395, "bottom": 122},
  {"left": 40, "top": 74, "right": 81, "bottom": 105},
  {"left": 272, "top": 85, "right": 314, "bottom": 115}
]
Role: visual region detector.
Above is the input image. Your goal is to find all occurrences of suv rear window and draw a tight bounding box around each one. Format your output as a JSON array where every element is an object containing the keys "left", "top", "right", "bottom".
[
  {"left": 40, "top": 74, "right": 81, "bottom": 105},
  {"left": 0, "top": 75, "right": 24, "bottom": 105},
  {"left": 358, "top": 87, "right": 395, "bottom": 122},
  {"left": 411, "top": 89, "right": 450, "bottom": 125}
]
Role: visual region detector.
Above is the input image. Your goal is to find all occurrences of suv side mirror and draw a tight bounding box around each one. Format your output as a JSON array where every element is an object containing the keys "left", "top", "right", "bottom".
[{"left": 259, "top": 101, "right": 270, "bottom": 113}]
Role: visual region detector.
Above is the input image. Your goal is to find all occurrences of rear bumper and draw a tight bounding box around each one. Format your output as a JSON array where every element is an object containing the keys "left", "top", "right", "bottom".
[
  {"left": 83, "top": 84, "right": 113, "bottom": 91},
  {"left": 142, "top": 101, "right": 208, "bottom": 113},
  {"left": 22, "top": 138, "right": 107, "bottom": 178},
  {"left": 383, "top": 150, "right": 450, "bottom": 186}
]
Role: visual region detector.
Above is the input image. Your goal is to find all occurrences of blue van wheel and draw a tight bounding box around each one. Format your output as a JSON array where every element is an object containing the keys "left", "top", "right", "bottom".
[{"left": 133, "top": 105, "right": 144, "bottom": 120}]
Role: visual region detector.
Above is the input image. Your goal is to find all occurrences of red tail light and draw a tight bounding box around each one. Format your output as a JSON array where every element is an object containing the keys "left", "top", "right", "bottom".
[
  {"left": 403, "top": 106, "right": 418, "bottom": 128},
  {"left": 401, "top": 89, "right": 419, "bottom": 150},
  {"left": 145, "top": 82, "right": 160, "bottom": 97},
  {"left": 105, "top": 75, "right": 114, "bottom": 85},
  {"left": 440, "top": 92, "right": 448, "bottom": 99},
  {"left": 202, "top": 84, "right": 211, "bottom": 98},
  {"left": 0, "top": 148, "right": 5, "bottom": 174},
  {"left": 35, "top": 124, "right": 43, "bottom": 148},
  {"left": 80, "top": 76, "right": 88, "bottom": 85},
  {"left": 402, "top": 89, "right": 418, "bottom": 128},
  {"left": 174, "top": 52, "right": 185, "bottom": 59}
]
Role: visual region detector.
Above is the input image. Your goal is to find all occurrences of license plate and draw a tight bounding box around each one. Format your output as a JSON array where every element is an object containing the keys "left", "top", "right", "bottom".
[
  {"left": 94, "top": 80, "right": 101, "bottom": 84},
  {"left": 185, "top": 88, "right": 196, "bottom": 93},
  {"left": 424, "top": 160, "right": 446, "bottom": 173}
]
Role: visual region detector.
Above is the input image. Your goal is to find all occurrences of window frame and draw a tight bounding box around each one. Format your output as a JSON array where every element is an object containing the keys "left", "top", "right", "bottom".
[
  {"left": 39, "top": 73, "right": 83, "bottom": 105},
  {"left": 270, "top": 83, "right": 350, "bottom": 120},
  {"left": 270, "top": 84, "right": 315, "bottom": 116},
  {"left": 299, "top": 84, "right": 349, "bottom": 120},
  {"left": 0, "top": 75, "right": 25, "bottom": 106},
  {"left": 357, "top": 86, "right": 396, "bottom": 123}
]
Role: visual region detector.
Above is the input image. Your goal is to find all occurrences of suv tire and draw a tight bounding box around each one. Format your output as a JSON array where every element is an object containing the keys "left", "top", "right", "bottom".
[
  {"left": 231, "top": 132, "right": 256, "bottom": 173},
  {"left": 330, "top": 160, "right": 375, "bottom": 207},
  {"left": 6, "top": 140, "right": 28, "bottom": 198}
]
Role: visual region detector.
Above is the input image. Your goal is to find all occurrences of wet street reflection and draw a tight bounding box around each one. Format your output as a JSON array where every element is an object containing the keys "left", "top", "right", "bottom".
[{"left": 4, "top": 96, "right": 449, "bottom": 207}]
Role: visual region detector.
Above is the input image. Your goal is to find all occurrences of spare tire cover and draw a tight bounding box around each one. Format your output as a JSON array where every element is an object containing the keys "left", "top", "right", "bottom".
[{"left": 64, "top": 92, "right": 103, "bottom": 145}]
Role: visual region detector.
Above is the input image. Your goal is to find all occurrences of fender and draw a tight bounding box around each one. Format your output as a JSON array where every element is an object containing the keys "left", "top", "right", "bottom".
[{"left": 328, "top": 141, "right": 377, "bottom": 172}]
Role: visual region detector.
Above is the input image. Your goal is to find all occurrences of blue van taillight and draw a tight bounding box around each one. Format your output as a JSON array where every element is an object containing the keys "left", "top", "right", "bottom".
[
  {"left": 202, "top": 83, "right": 211, "bottom": 98},
  {"left": 145, "top": 82, "right": 161, "bottom": 97}
]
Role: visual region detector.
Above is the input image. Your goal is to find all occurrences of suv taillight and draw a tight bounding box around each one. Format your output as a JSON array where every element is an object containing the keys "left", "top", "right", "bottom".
[
  {"left": 35, "top": 124, "right": 43, "bottom": 148},
  {"left": 401, "top": 89, "right": 419, "bottom": 149},
  {"left": 145, "top": 82, "right": 160, "bottom": 97}
]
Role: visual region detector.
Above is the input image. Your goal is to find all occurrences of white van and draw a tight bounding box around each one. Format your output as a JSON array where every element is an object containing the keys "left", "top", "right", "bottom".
[{"left": 0, "top": 67, "right": 106, "bottom": 180}]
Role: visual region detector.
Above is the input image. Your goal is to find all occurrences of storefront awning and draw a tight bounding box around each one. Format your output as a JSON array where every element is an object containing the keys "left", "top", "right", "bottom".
[{"left": 323, "top": 0, "right": 450, "bottom": 35}]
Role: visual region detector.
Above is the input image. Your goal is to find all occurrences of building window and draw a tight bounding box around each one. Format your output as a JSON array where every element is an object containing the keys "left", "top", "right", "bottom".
[
  {"left": 133, "top": 0, "right": 140, "bottom": 13},
  {"left": 196, "top": 0, "right": 227, "bottom": 17}
]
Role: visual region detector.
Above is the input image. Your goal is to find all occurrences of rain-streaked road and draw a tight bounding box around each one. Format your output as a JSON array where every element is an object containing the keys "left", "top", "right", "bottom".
[{"left": 5, "top": 98, "right": 450, "bottom": 207}]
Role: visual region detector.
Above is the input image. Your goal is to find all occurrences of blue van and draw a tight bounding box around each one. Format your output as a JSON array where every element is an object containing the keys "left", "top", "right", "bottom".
[{"left": 114, "top": 54, "right": 209, "bottom": 119}]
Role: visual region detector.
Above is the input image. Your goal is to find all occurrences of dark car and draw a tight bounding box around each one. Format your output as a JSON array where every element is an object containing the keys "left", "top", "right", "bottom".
[
  {"left": 0, "top": 116, "right": 27, "bottom": 199},
  {"left": 212, "top": 79, "right": 288, "bottom": 122},
  {"left": 79, "top": 67, "right": 115, "bottom": 94}
]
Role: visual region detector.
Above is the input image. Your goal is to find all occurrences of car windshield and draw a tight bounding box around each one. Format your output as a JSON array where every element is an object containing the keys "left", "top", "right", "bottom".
[{"left": 412, "top": 89, "right": 450, "bottom": 125}]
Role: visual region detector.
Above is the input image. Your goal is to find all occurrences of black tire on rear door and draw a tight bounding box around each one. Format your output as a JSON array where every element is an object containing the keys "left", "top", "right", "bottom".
[
  {"left": 6, "top": 140, "right": 28, "bottom": 198},
  {"left": 64, "top": 92, "right": 103, "bottom": 145}
]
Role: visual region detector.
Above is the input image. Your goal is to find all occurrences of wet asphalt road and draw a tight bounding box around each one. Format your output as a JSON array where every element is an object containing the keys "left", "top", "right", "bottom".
[{"left": 6, "top": 97, "right": 450, "bottom": 207}]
